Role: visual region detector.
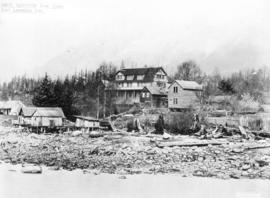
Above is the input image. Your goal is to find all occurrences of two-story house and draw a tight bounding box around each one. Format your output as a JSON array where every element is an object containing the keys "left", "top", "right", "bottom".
[
  {"left": 113, "top": 67, "right": 168, "bottom": 105},
  {"left": 168, "top": 80, "right": 203, "bottom": 110}
]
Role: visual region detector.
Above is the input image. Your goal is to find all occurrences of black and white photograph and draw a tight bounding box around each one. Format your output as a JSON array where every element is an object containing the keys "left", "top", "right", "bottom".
[{"left": 0, "top": 0, "right": 270, "bottom": 197}]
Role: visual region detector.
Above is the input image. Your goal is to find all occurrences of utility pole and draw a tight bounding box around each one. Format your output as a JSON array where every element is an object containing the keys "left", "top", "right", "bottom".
[
  {"left": 103, "top": 88, "right": 106, "bottom": 119},
  {"left": 96, "top": 72, "right": 100, "bottom": 119},
  {"left": 96, "top": 84, "right": 100, "bottom": 119}
]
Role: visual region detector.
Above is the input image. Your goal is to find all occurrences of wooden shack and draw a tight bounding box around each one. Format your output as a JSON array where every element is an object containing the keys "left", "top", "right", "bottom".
[
  {"left": 140, "top": 85, "right": 167, "bottom": 108},
  {"left": 18, "top": 107, "right": 65, "bottom": 128},
  {"left": 0, "top": 100, "right": 25, "bottom": 115},
  {"left": 168, "top": 80, "right": 203, "bottom": 110},
  {"left": 74, "top": 116, "right": 100, "bottom": 130}
]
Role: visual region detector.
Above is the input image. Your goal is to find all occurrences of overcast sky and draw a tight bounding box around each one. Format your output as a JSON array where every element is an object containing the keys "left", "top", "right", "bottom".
[{"left": 0, "top": 0, "right": 270, "bottom": 82}]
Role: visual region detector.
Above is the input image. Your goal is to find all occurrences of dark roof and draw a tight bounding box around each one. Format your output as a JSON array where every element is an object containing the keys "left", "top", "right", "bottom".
[
  {"left": 74, "top": 115, "right": 99, "bottom": 121},
  {"left": 143, "top": 85, "right": 167, "bottom": 96},
  {"left": 115, "top": 67, "right": 167, "bottom": 82},
  {"left": 20, "top": 107, "right": 65, "bottom": 118}
]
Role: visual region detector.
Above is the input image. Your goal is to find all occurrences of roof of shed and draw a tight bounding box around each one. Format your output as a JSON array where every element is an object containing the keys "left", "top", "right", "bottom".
[
  {"left": 172, "top": 80, "right": 203, "bottom": 91},
  {"left": 0, "top": 100, "right": 25, "bottom": 115},
  {"left": 143, "top": 85, "right": 167, "bottom": 96},
  {"left": 19, "top": 107, "right": 37, "bottom": 117},
  {"left": 0, "top": 100, "right": 25, "bottom": 109},
  {"left": 74, "top": 115, "right": 99, "bottom": 121},
  {"left": 20, "top": 107, "right": 65, "bottom": 118}
]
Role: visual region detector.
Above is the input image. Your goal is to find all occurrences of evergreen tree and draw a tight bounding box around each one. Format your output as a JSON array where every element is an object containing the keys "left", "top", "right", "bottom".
[
  {"left": 218, "top": 79, "right": 235, "bottom": 94},
  {"left": 32, "top": 73, "right": 55, "bottom": 107}
]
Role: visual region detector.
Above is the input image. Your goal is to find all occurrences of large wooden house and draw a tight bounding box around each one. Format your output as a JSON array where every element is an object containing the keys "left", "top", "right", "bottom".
[
  {"left": 18, "top": 107, "right": 65, "bottom": 127},
  {"left": 113, "top": 67, "right": 168, "bottom": 105},
  {"left": 168, "top": 80, "right": 203, "bottom": 110}
]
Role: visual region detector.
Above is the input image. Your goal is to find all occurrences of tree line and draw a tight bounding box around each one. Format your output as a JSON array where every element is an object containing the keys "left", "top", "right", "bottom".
[{"left": 0, "top": 61, "right": 269, "bottom": 118}]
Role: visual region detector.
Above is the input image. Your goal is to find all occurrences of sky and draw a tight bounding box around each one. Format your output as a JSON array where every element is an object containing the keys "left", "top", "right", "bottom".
[{"left": 0, "top": 0, "right": 270, "bottom": 82}]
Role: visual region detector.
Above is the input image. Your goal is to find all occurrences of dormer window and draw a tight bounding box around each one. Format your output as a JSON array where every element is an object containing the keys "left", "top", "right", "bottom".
[
  {"left": 127, "top": 75, "right": 134, "bottom": 80},
  {"left": 137, "top": 75, "right": 144, "bottom": 80},
  {"left": 116, "top": 73, "right": 124, "bottom": 81}
]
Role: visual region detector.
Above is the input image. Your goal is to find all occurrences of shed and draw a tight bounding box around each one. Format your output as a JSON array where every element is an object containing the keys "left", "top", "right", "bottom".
[
  {"left": 168, "top": 80, "right": 203, "bottom": 110},
  {"left": 74, "top": 116, "right": 100, "bottom": 129},
  {"left": 0, "top": 100, "right": 25, "bottom": 115},
  {"left": 18, "top": 107, "right": 65, "bottom": 127},
  {"left": 140, "top": 85, "right": 167, "bottom": 108}
]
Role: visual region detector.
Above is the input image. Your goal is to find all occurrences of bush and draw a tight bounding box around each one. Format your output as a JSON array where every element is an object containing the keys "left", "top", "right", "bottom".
[
  {"left": 154, "top": 115, "right": 165, "bottom": 134},
  {"left": 230, "top": 93, "right": 260, "bottom": 112},
  {"left": 164, "top": 112, "right": 194, "bottom": 134}
]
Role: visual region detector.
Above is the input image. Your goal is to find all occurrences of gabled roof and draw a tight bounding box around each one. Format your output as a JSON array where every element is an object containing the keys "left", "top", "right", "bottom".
[
  {"left": 115, "top": 67, "right": 167, "bottom": 82},
  {"left": 19, "top": 107, "right": 37, "bottom": 117},
  {"left": 33, "top": 108, "right": 65, "bottom": 118},
  {"left": 74, "top": 115, "right": 99, "bottom": 121},
  {"left": 20, "top": 107, "right": 65, "bottom": 118},
  {"left": 143, "top": 85, "right": 167, "bottom": 96},
  {"left": 170, "top": 80, "right": 203, "bottom": 91},
  {"left": 0, "top": 100, "right": 25, "bottom": 109},
  {"left": 0, "top": 100, "right": 25, "bottom": 115}
]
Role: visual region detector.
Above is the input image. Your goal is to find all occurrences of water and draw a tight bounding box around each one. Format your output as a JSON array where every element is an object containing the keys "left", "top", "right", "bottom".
[{"left": 0, "top": 163, "right": 270, "bottom": 198}]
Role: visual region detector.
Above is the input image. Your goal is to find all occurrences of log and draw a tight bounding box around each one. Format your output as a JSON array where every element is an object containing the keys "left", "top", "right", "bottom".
[
  {"left": 239, "top": 126, "right": 247, "bottom": 138},
  {"left": 245, "top": 144, "right": 270, "bottom": 150},
  {"left": 155, "top": 140, "right": 224, "bottom": 148},
  {"left": 250, "top": 130, "right": 270, "bottom": 138}
]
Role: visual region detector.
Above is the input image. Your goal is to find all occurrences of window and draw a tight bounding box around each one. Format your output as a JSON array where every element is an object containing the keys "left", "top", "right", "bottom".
[
  {"left": 127, "top": 75, "right": 134, "bottom": 80},
  {"left": 146, "top": 93, "right": 150, "bottom": 97},
  {"left": 137, "top": 75, "right": 144, "bottom": 80},
  {"left": 127, "top": 82, "right": 132, "bottom": 87},
  {"left": 173, "top": 98, "right": 178, "bottom": 104},
  {"left": 142, "top": 93, "right": 146, "bottom": 98},
  {"left": 118, "top": 82, "right": 124, "bottom": 87},
  {"left": 156, "top": 74, "right": 162, "bottom": 79},
  {"left": 157, "top": 82, "right": 165, "bottom": 88},
  {"left": 116, "top": 74, "right": 124, "bottom": 80},
  {"left": 173, "top": 86, "right": 178, "bottom": 93}
]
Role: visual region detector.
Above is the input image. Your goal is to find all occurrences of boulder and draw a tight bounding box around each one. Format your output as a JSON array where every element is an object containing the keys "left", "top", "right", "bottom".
[{"left": 21, "top": 165, "right": 42, "bottom": 174}]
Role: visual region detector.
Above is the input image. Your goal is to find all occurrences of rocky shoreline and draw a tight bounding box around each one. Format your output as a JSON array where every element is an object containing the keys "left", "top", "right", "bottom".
[{"left": 1, "top": 126, "right": 270, "bottom": 179}]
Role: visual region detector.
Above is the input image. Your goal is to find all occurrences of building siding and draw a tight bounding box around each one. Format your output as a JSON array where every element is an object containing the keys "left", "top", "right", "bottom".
[
  {"left": 31, "top": 117, "right": 63, "bottom": 127},
  {"left": 75, "top": 118, "right": 100, "bottom": 128},
  {"left": 168, "top": 82, "right": 201, "bottom": 109}
]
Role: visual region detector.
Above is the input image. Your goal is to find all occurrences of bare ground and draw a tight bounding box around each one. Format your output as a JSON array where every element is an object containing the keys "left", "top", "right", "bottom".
[{"left": 1, "top": 126, "right": 270, "bottom": 179}]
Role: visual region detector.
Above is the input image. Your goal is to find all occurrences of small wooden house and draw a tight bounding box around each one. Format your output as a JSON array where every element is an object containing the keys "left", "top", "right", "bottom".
[
  {"left": 168, "top": 80, "right": 203, "bottom": 110},
  {"left": 74, "top": 116, "right": 100, "bottom": 130},
  {"left": 18, "top": 107, "right": 65, "bottom": 127},
  {"left": 140, "top": 86, "right": 167, "bottom": 108},
  {"left": 0, "top": 100, "right": 25, "bottom": 115}
]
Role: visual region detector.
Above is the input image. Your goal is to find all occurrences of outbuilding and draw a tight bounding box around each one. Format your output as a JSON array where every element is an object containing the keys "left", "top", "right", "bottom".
[
  {"left": 168, "top": 80, "right": 203, "bottom": 110},
  {"left": 0, "top": 100, "right": 25, "bottom": 115},
  {"left": 18, "top": 107, "right": 65, "bottom": 128},
  {"left": 140, "top": 85, "right": 167, "bottom": 108},
  {"left": 74, "top": 116, "right": 100, "bottom": 130}
]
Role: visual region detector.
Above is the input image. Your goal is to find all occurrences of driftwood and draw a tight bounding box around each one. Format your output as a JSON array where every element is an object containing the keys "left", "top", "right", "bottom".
[
  {"left": 155, "top": 140, "right": 224, "bottom": 148},
  {"left": 211, "top": 125, "right": 219, "bottom": 134},
  {"left": 245, "top": 144, "right": 270, "bottom": 150},
  {"left": 250, "top": 130, "right": 270, "bottom": 138},
  {"left": 239, "top": 126, "right": 247, "bottom": 138}
]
